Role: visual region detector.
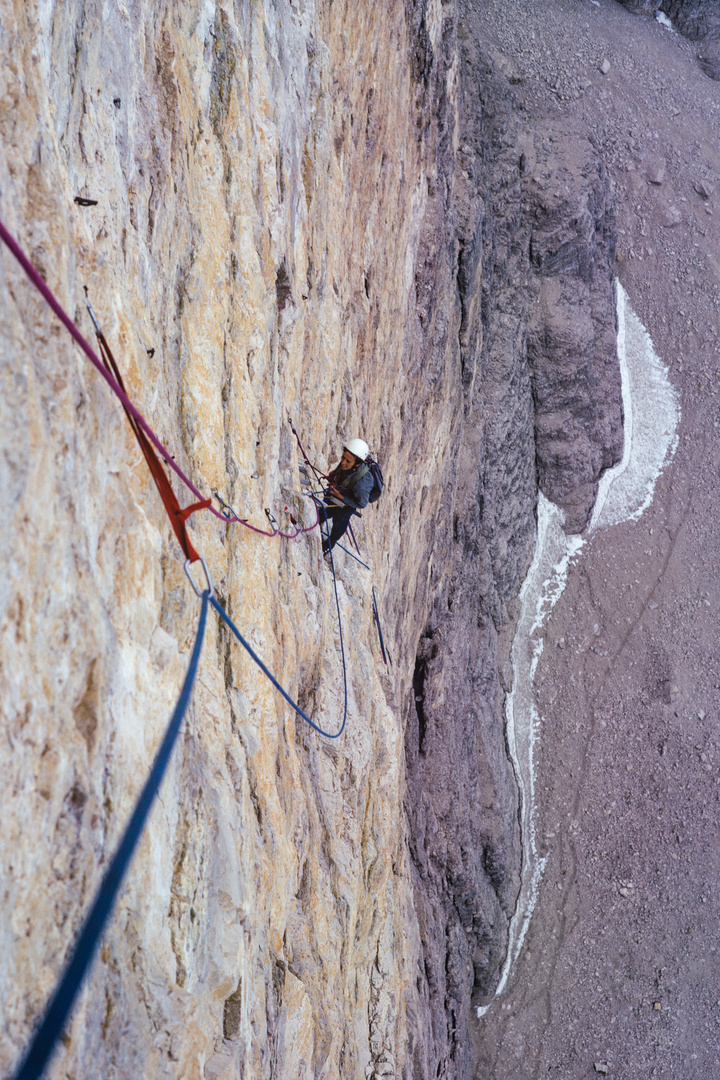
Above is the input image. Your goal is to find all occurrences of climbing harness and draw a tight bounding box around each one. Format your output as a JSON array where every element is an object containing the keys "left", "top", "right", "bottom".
[
  {"left": 314, "top": 493, "right": 368, "bottom": 568},
  {"left": 11, "top": 591, "right": 210, "bottom": 1080}
]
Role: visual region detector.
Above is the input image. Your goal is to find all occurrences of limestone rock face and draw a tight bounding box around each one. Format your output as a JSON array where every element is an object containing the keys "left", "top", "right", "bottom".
[{"left": 0, "top": 2, "right": 622, "bottom": 1079}]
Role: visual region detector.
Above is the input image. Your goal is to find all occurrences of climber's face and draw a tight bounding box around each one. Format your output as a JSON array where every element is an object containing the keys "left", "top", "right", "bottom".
[{"left": 340, "top": 449, "right": 358, "bottom": 470}]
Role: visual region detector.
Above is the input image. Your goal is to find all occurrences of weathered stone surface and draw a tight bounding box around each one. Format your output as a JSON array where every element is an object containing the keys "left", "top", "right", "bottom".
[
  {"left": 647, "top": 158, "right": 666, "bottom": 184},
  {"left": 697, "top": 47, "right": 720, "bottom": 80},
  {"left": 0, "top": 2, "right": 623, "bottom": 1079},
  {"left": 526, "top": 130, "right": 622, "bottom": 532},
  {"left": 694, "top": 178, "right": 715, "bottom": 199},
  {"left": 0, "top": 4, "right": 428, "bottom": 1078},
  {"left": 616, "top": 0, "right": 663, "bottom": 13},
  {"left": 618, "top": 0, "right": 720, "bottom": 41},
  {"left": 661, "top": 0, "right": 720, "bottom": 40},
  {"left": 400, "top": 2, "right": 622, "bottom": 1075}
]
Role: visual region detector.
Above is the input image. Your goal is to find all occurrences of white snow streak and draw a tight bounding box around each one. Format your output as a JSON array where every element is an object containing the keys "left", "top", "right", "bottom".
[
  {"left": 591, "top": 283, "right": 680, "bottom": 531},
  {"left": 478, "top": 280, "right": 680, "bottom": 1018}
]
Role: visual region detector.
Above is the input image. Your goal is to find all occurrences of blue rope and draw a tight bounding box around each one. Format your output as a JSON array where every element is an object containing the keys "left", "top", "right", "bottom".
[
  {"left": 12, "top": 591, "right": 209, "bottom": 1080},
  {"left": 334, "top": 541, "right": 371, "bottom": 570},
  {"left": 211, "top": 507, "right": 348, "bottom": 739}
]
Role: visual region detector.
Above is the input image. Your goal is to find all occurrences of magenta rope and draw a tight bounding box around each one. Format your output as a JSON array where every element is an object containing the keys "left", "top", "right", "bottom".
[
  {"left": 221, "top": 494, "right": 321, "bottom": 538},
  {"left": 0, "top": 218, "right": 320, "bottom": 539}
]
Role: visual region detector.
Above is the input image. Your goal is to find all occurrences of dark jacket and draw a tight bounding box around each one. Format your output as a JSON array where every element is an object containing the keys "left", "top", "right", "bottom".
[{"left": 327, "top": 462, "right": 374, "bottom": 510}]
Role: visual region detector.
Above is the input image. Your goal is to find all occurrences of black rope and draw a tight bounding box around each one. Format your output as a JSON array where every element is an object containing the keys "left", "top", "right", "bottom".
[
  {"left": 12, "top": 592, "right": 209, "bottom": 1080},
  {"left": 372, "top": 586, "right": 390, "bottom": 666}
]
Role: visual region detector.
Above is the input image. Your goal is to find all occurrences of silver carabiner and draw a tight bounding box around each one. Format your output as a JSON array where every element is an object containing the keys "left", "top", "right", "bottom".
[
  {"left": 184, "top": 555, "right": 214, "bottom": 598},
  {"left": 212, "top": 488, "right": 236, "bottom": 521},
  {"left": 83, "top": 286, "right": 103, "bottom": 337}
]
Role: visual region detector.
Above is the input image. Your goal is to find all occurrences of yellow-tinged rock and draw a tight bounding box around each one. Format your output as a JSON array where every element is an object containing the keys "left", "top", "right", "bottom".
[{"left": 0, "top": 1, "right": 452, "bottom": 1077}]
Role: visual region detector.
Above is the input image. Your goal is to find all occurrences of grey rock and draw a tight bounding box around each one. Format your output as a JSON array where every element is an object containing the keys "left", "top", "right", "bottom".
[
  {"left": 402, "top": 18, "right": 529, "bottom": 1076},
  {"left": 647, "top": 159, "right": 666, "bottom": 184},
  {"left": 661, "top": 1, "right": 720, "bottom": 41},
  {"left": 402, "top": 4, "right": 624, "bottom": 1071},
  {"left": 393, "top": 1, "right": 627, "bottom": 1071},
  {"left": 600, "top": 58, "right": 611, "bottom": 74},
  {"left": 616, "top": 0, "right": 662, "bottom": 12},
  {"left": 698, "top": 51, "right": 720, "bottom": 79},
  {"left": 662, "top": 205, "right": 683, "bottom": 226},
  {"left": 526, "top": 132, "right": 623, "bottom": 531},
  {"left": 694, "top": 178, "right": 714, "bottom": 198},
  {"left": 619, "top": 1, "right": 720, "bottom": 41}
]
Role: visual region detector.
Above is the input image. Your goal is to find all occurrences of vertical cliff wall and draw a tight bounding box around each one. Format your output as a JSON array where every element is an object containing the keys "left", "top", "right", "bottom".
[{"left": 0, "top": 2, "right": 622, "bottom": 1078}]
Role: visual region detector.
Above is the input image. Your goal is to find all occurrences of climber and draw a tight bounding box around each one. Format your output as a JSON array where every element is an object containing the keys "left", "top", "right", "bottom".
[{"left": 321, "top": 438, "right": 374, "bottom": 556}]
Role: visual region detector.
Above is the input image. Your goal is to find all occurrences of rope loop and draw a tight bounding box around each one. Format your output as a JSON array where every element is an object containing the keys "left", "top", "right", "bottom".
[{"left": 211, "top": 506, "right": 348, "bottom": 739}]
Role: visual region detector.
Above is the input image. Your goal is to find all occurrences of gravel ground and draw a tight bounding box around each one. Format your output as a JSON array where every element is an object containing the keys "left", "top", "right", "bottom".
[{"left": 472, "top": 2, "right": 720, "bottom": 1077}]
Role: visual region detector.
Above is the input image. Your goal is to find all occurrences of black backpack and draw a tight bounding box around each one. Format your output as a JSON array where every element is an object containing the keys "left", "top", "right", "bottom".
[{"left": 366, "top": 457, "right": 384, "bottom": 503}]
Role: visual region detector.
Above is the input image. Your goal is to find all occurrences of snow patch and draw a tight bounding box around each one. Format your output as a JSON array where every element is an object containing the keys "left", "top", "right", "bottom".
[
  {"left": 478, "top": 280, "right": 679, "bottom": 1018},
  {"left": 590, "top": 283, "right": 680, "bottom": 531},
  {"left": 477, "top": 496, "right": 583, "bottom": 1015},
  {"left": 656, "top": 12, "right": 675, "bottom": 32}
]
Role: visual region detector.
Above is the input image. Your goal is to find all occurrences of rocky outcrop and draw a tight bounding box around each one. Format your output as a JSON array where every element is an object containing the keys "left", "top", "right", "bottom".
[
  {"left": 616, "top": 1, "right": 720, "bottom": 85},
  {"left": 662, "top": 0, "right": 720, "bottom": 37},
  {"left": 616, "top": 0, "right": 720, "bottom": 40},
  {"left": 399, "top": 3, "right": 622, "bottom": 1077},
  {"left": 616, "top": 0, "right": 663, "bottom": 14},
  {"left": 401, "top": 20, "right": 532, "bottom": 1076},
  {"left": 0, "top": 2, "right": 623, "bottom": 1079},
  {"left": 526, "top": 128, "right": 622, "bottom": 532}
]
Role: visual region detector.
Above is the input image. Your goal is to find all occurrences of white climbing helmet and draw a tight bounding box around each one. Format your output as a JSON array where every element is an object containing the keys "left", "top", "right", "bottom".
[{"left": 344, "top": 438, "right": 369, "bottom": 462}]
